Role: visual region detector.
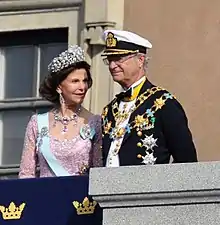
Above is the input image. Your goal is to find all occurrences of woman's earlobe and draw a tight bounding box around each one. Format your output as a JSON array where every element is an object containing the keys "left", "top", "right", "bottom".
[{"left": 56, "top": 88, "right": 62, "bottom": 94}]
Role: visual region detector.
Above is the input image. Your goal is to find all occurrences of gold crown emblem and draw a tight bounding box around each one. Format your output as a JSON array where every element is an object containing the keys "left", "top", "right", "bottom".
[
  {"left": 73, "top": 197, "right": 97, "bottom": 215},
  {"left": 0, "top": 202, "right": 26, "bottom": 220},
  {"left": 106, "top": 32, "right": 117, "bottom": 47}
]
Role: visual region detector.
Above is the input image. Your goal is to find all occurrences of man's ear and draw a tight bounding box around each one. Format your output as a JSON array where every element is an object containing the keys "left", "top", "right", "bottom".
[
  {"left": 139, "top": 54, "right": 145, "bottom": 62},
  {"left": 138, "top": 55, "right": 145, "bottom": 68}
]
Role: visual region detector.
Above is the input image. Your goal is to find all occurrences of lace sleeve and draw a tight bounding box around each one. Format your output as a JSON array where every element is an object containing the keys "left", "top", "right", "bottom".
[
  {"left": 19, "top": 114, "right": 38, "bottom": 178},
  {"left": 91, "top": 115, "right": 103, "bottom": 167}
]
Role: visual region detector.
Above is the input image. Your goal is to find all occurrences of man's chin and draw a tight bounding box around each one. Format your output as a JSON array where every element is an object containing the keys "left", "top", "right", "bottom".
[
  {"left": 113, "top": 77, "right": 122, "bottom": 83},
  {"left": 112, "top": 74, "right": 122, "bottom": 81}
]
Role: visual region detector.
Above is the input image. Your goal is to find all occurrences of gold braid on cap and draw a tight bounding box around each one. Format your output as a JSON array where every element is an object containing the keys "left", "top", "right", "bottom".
[{"left": 101, "top": 49, "right": 139, "bottom": 56}]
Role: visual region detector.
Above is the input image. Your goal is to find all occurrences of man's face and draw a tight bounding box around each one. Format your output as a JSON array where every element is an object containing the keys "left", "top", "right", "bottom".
[{"left": 103, "top": 54, "right": 144, "bottom": 88}]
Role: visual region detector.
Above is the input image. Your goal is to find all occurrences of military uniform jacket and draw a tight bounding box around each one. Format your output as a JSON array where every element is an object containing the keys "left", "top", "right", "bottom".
[{"left": 101, "top": 80, "right": 197, "bottom": 166}]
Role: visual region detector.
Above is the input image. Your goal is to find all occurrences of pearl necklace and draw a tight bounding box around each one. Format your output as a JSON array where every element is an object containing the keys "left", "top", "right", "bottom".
[{"left": 53, "top": 107, "right": 81, "bottom": 133}]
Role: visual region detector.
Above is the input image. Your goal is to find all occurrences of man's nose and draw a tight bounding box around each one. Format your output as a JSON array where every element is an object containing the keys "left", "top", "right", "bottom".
[{"left": 109, "top": 60, "right": 118, "bottom": 69}]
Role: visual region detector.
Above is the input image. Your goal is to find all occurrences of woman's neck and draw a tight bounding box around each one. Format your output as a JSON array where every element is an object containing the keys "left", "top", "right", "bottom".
[{"left": 58, "top": 104, "right": 81, "bottom": 117}]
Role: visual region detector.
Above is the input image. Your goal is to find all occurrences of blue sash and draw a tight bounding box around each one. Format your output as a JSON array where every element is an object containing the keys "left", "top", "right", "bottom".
[{"left": 37, "top": 113, "right": 70, "bottom": 177}]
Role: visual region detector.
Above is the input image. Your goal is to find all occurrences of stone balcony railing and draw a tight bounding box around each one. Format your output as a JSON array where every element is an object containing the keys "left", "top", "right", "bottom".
[{"left": 89, "top": 161, "right": 220, "bottom": 225}]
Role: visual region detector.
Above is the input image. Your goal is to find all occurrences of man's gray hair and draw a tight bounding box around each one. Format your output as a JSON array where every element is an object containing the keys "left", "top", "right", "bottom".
[{"left": 137, "top": 53, "right": 150, "bottom": 71}]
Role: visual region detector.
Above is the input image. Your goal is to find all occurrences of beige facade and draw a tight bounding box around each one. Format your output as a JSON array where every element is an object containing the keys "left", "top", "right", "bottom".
[
  {"left": 0, "top": 0, "right": 218, "bottom": 165},
  {"left": 124, "top": 0, "right": 220, "bottom": 162}
]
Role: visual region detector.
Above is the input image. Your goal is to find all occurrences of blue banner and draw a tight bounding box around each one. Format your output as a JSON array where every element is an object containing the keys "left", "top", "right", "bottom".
[{"left": 0, "top": 176, "right": 102, "bottom": 225}]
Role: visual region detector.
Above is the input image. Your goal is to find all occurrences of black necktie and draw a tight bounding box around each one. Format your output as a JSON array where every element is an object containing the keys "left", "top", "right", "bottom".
[{"left": 115, "top": 88, "right": 132, "bottom": 101}]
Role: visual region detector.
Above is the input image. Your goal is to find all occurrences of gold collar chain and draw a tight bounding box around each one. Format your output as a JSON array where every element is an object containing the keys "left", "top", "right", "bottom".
[
  {"left": 115, "top": 103, "right": 135, "bottom": 126},
  {"left": 104, "top": 91, "right": 173, "bottom": 140},
  {"left": 112, "top": 86, "right": 164, "bottom": 120}
]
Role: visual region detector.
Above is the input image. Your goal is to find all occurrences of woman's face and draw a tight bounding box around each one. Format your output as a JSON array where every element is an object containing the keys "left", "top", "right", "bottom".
[{"left": 58, "top": 68, "right": 89, "bottom": 106}]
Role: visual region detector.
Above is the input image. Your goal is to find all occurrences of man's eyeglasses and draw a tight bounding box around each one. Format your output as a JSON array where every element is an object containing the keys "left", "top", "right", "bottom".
[{"left": 103, "top": 54, "right": 137, "bottom": 65}]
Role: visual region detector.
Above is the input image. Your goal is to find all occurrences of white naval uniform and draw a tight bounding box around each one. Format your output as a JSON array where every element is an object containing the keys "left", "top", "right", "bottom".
[{"left": 106, "top": 77, "right": 146, "bottom": 167}]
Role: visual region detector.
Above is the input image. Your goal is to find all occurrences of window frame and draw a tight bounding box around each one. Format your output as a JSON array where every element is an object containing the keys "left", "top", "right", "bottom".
[{"left": 0, "top": 28, "right": 68, "bottom": 165}]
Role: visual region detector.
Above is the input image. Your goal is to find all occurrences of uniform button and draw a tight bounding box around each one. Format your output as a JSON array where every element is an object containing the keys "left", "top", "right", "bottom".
[
  {"left": 137, "top": 131, "right": 142, "bottom": 136},
  {"left": 137, "top": 142, "right": 142, "bottom": 147},
  {"left": 137, "top": 154, "right": 142, "bottom": 159}
]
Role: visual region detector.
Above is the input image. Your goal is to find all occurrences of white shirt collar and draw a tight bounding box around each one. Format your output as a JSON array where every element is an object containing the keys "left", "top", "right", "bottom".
[{"left": 123, "top": 76, "right": 146, "bottom": 92}]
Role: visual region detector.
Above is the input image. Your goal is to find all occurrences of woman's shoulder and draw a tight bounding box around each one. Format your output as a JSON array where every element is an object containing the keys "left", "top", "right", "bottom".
[
  {"left": 24, "top": 113, "right": 38, "bottom": 137},
  {"left": 81, "top": 107, "right": 101, "bottom": 121},
  {"left": 28, "top": 114, "right": 38, "bottom": 126},
  {"left": 27, "top": 112, "right": 49, "bottom": 132},
  {"left": 80, "top": 107, "right": 101, "bottom": 129},
  {"left": 89, "top": 114, "right": 101, "bottom": 123}
]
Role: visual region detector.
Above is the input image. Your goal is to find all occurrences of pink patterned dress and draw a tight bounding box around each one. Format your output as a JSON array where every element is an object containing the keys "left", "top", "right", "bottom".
[{"left": 19, "top": 114, "right": 103, "bottom": 178}]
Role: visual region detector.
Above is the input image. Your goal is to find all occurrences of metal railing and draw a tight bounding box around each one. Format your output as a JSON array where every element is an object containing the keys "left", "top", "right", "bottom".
[
  {"left": 0, "top": 164, "right": 20, "bottom": 179},
  {"left": 0, "top": 164, "right": 40, "bottom": 179}
]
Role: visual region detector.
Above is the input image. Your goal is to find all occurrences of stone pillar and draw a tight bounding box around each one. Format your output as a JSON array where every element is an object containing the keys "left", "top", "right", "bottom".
[
  {"left": 83, "top": 0, "right": 125, "bottom": 114},
  {"left": 89, "top": 162, "right": 220, "bottom": 225}
]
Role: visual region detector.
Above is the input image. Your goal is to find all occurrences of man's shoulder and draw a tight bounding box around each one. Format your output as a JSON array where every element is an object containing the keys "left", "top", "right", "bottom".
[
  {"left": 140, "top": 83, "right": 177, "bottom": 102},
  {"left": 140, "top": 83, "right": 185, "bottom": 112},
  {"left": 150, "top": 86, "right": 186, "bottom": 115}
]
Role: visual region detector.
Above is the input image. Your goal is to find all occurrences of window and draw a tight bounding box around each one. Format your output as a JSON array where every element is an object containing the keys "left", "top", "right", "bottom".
[
  {"left": 1, "top": 110, "right": 33, "bottom": 165},
  {"left": 0, "top": 28, "right": 68, "bottom": 165},
  {"left": 40, "top": 44, "right": 69, "bottom": 83},
  {"left": 4, "top": 46, "right": 35, "bottom": 99}
]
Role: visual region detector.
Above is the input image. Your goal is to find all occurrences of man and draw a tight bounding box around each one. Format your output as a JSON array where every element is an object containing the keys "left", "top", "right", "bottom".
[{"left": 101, "top": 30, "right": 197, "bottom": 167}]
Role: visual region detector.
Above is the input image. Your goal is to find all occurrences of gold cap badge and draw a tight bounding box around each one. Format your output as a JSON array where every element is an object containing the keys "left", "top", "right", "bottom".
[{"left": 106, "top": 32, "right": 117, "bottom": 48}]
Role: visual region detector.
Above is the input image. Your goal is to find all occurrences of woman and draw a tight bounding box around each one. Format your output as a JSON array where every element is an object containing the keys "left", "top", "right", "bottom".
[{"left": 19, "top": 45, "right": 103, "bottom": 178}]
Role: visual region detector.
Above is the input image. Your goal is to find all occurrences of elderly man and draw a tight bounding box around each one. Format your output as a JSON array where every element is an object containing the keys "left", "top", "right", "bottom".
[{"left": 101, "top": 30, "right": 197, "bottom": 167}]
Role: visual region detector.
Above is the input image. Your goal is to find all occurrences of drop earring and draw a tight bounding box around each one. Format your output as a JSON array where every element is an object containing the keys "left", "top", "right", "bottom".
[
  {"left": 59, "top": 93, "right": 65, "bottom": 105},
  {"left": 57, "top": 88, "right": 65, "bottom": 105}
]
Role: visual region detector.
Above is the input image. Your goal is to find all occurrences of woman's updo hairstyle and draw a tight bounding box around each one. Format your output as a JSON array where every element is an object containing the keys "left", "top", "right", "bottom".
[{"left": 39, "top": 45, "right": 92, "bottom": 105}]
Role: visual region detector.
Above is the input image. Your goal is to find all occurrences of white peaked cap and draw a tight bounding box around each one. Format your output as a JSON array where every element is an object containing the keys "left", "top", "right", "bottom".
[{"left": 102, "top": 29, "right": 152, "bottom": 56}]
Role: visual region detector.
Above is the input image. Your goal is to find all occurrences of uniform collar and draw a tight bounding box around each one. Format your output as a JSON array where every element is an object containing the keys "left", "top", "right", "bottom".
[{"left": 123, "top": 76, "right": 146, "bottom": 102}]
